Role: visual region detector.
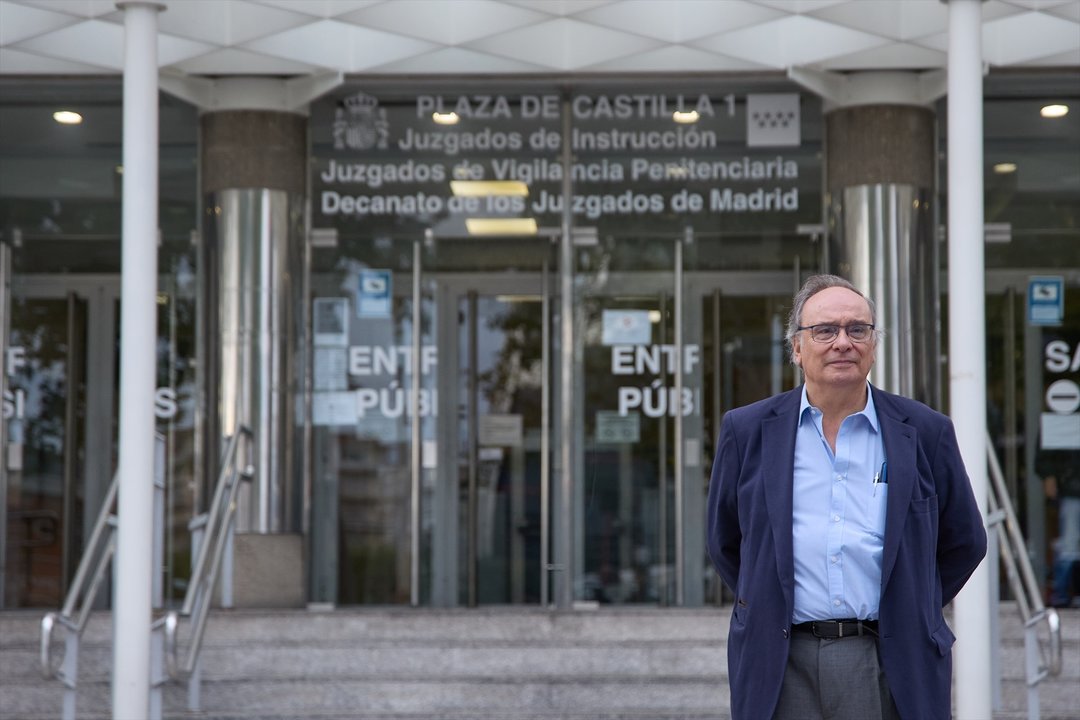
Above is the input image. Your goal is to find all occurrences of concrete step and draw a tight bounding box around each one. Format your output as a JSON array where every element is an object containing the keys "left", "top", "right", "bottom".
[{"left": 1, "top": 605, "right": 1076, "bottom": 720}]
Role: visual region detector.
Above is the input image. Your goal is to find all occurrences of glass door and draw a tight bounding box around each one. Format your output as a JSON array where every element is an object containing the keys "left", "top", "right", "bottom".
[
  {"left": 573, "top": 231, "right": 802, "bottom": 606},
  {"left": 575, "top": 237, "right": 702, "bottom": 605},
  {"left": 430, "top": 236, "right": 555, "bottom": 606},
  {"left": 2, "top": 273, "right": 119, "bottom": 608}
]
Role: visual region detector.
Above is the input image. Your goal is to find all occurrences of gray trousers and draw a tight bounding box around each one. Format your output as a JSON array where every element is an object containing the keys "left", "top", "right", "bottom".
[{"left": 772, "top": 632, "right": 902, "bottom": 720}]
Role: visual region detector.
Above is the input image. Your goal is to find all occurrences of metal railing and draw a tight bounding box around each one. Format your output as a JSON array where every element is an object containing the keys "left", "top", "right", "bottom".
[
  {"left": 39, "top": 474, "right": 119, "bottom": 719},
  {"left": 40, "top": 435, "right": 168, "bottom": 720},
  {"left": 986, "top": 431, "right": 1062, "bottom": 720},
  {"left": 162, "top": 425, "right": 253, "bottom": 711}
]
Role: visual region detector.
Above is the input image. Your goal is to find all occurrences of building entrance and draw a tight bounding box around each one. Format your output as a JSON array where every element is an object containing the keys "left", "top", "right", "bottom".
[
  {"left": 308, "top": 232, "right": 803, "bottom": 607},
  {"left": 1, "top": 271, "right": 118, "bottom": 608},
  {"left": 437, "top": 274, "right": 551, "bottom": 606}
]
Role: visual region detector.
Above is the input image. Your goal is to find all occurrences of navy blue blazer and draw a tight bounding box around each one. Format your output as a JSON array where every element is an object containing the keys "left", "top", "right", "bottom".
[{"left": 706, "top": 385, "right": 987, "bottom": 720}]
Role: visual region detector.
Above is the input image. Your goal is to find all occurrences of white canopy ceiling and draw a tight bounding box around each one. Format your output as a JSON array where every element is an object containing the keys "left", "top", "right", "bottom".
[{"left": 0, "top": 0, "right": 1077, "bottom": 78}]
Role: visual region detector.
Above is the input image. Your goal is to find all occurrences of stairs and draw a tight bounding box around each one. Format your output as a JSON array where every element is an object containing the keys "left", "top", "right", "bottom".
[{"left": 0, "top": 605, "right": 1076, "bottom": 720}]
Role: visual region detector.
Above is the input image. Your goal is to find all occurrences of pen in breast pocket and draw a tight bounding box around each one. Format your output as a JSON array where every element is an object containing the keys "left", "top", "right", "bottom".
[{"left": 873, "top": 461, "right": 887, "bottom": 496}]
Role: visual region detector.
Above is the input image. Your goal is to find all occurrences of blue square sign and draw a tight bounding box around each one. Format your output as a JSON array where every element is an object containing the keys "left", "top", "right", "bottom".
[
  {"left": 358, "top": 269, "right": 392, "bottom": 319},
  {"left": 1028, "top": 276, "right": 1064, "bottom": 326}
]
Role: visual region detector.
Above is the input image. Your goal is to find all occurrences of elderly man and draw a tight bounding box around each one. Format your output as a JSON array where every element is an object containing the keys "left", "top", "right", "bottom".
[{"left": 707, "top": 274, "right": 986, "bottom": 720}]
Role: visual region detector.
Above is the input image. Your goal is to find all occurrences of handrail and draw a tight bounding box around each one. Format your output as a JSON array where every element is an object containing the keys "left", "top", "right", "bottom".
[
  {"left": 164, "top": 426, "right": 253, "bottom": 681},
  {"left": 40, "top": 473, "right": 119, "bottom": 680},
  {"left": 985, "top": 431, "right": 1062, "bottom": 678}
]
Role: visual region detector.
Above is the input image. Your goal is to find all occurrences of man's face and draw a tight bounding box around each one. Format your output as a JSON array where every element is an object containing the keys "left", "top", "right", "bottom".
[{"left": 792, "top": 286, "right": 876, "bottom": 392}]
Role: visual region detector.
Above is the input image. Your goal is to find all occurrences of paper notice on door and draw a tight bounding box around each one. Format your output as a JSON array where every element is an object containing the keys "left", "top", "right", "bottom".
[
  {"left": 314, "top": 347, "right": 347, "bottom": 390},
  {"left": 1041, "top": 413, "right": 1080, "bottom": 450},
  {"left": 479, "top": 414, "right": 523, "bottom": 447},
  {"left": 312, "top": 391, "right": 355, "bottom": 426},
  {"left": 602, "top": 310, "right": 651, "bottom": 346},
  {"left": 313, "top": 297, "right": 348, "bottom": 346}
]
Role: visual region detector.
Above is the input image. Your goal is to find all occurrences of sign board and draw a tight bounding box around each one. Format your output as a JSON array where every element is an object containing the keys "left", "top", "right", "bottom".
[
  {"left": 1046, "top": 379, "right": 1080, "bottom": 415},
  {"left": 746, "top": 94, "right": 800, "bottom": 147},
  {"left": 595, "top": 410, "right": 640, "bottom": 444},
  {"left": 479, "top": 414, "right": 523, "bottom": 447},
  {"left": 1040, "top": 413, "right": 1080, "bottom": 450},
  {"left": 358, "top": 269, "right": 392, "bottom": 319},
  {"left": 1028, "top": 276, "right": 1064, "bottom": 326},
  {"left": 602, "top": 310, "right": 651, "bottom": 346},
  {"left": 313, "top": 297, "right": 348, "bottom": 346}
]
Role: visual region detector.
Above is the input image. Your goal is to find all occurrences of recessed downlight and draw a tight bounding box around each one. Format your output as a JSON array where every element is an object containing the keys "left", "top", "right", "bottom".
[
  {"left": 1040, "top": 104, "right": 1068, "bottom": 119},
  {"left": 432, "top": 111, "right": 459, "bottom": 125},
  {"left": 53, "top": 110, "right": 83, "bottom": 125},
  {"left": 993, "top": 162, "right": 1017, "bottom": 174},
  {"left": 465, "top": 218, "right": 537, "bottom": 236},
  {"left": 672, "top": 109, "right": 699, "bottom": 124}
]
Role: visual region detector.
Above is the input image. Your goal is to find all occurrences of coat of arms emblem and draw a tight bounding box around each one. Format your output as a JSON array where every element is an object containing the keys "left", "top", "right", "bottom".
[{"left": 333, "top": 92, "right": 389, "bottom": 151}]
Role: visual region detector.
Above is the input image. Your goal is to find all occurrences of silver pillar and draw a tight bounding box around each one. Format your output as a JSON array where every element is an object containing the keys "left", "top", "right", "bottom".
[
  {"left": 829, "top": 184, "right": 938, "bottom": 402},
  {"left": 204, "top": 188, "right": 303, "bottom": 533}
]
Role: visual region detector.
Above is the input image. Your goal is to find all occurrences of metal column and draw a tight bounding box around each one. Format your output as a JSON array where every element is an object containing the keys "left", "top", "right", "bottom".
[
  {"left": 0, "top": 241, "right": 10, "bottom": 607},
  {"left": 113, "top": 3, "right": 164, "bottom": 717},
  {"left": 947, "top": 1, "right": 993, "bottom": 718},
  {"left": 556, "top": 98, "right": 575, "bottom": 609},
  {"left": 674, "top": 231, "right": 686, "bottom": 605}
]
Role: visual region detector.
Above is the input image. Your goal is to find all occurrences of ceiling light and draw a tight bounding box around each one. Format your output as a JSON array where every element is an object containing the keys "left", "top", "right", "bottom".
[
  {"left": 993, "top": 162, "right": 1017, "bottom": 174},
  {"left": 53, "top": 110, "right": 83, "bottom": 125},
  {"left": 451, "top": 180, "right": 529, "bottom": 197},
  {"left": 465, "top": 218, "right": 538, "bottom": 236},
  {"left": 672, "top": 110, "right": 699, "bottom": 124},
  {"left": 432, "top": 111, "right": 459, "bottom": 125},
  {"left": 648, "top": 310, "right": 662, "bottom": 323},
  {"left": 1040, "top": 104, "right": 1068, "bottom": 118}
]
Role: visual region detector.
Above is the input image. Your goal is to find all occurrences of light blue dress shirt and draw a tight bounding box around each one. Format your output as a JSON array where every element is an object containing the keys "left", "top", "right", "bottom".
[{"left": 792, "top": 384, "right": 887, "bottom": 623}]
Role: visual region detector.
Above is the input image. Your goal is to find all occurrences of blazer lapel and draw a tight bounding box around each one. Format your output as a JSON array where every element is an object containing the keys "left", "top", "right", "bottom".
[
  {"left": 874, "top": 388, "right": 917, "bottom": 587},
  {"left": 762, "top": 392, "right": 799, "bottom": 607}
]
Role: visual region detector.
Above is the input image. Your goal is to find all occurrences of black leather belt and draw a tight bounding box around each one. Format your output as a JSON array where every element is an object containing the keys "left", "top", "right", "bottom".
[{"left": 792, "top": 619, "right": 878, "bottom": 639}]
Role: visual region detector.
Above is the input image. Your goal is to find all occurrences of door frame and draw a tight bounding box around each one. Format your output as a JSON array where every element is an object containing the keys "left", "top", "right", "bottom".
[
  {"left": 431, "top": 270, "right": 553, "bottom": 607},
  {"left": 3, "top": 273, "right": 119, "bottom": 607}
]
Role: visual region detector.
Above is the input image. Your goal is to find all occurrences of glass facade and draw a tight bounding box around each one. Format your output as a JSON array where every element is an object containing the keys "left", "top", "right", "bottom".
[
  {"left": 0, "top": 80, "right": 200, "bottom": 608},
  {"left": 1, "top": 72, "right": 1078, "bottom": 609}
]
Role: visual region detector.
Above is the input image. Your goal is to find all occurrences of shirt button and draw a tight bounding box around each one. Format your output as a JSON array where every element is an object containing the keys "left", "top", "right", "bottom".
[
  {"left": 832, "top": 515, "right": 840, "bottom": 522},
  {"left": 833, "top": 599, "right": 842, "bottom": 607},
  {"left": 831, "top": 555, "right": 839, "bottom": 564}
]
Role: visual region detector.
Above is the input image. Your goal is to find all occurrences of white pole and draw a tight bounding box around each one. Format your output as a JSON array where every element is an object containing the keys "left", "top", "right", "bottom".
[
  {"left": 947, "top": 2, "right": 993, "bottom": 719},
  {"left": 113, "top": 3, "right": 164, "bottom": 719}
]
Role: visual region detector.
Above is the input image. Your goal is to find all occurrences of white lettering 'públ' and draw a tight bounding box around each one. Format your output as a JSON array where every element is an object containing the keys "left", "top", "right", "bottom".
[
  {"left": 355, "top": 387, "right": 437, "bottom": 418},
  {"left": 2, "top": 389, "right": 26, "bottom": 420},
  {"left": 617, "top": 383, "right": 697, "bottom": 418}
]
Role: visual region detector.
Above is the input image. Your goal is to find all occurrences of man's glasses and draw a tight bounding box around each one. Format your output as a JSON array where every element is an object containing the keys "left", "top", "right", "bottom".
[{"left": 797, "top": 323, "right": 875, "bottom": 343}]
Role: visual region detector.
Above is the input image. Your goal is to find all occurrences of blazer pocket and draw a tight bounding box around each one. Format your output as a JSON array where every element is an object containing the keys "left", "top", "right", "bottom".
[
  {"left": 931, "top": 620, "right": 956, "bottom": 657},
  {"left": 732, "top": 598, "right": 748, "bottom": 626},
  {"left": 911, "top": 494, "right": 938, "bottom": 514}
]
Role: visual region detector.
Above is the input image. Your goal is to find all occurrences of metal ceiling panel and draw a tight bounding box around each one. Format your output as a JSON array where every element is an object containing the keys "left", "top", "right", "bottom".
[
  {"left": 464, "top": 16, "right": 664, "bottom": 70},
  {"left": 694, "top": 14, "right": 888, "bottom": 68},
  {"left": 341, "top": 0, "right": 549, "bottom": 45},
  {"left": 0, "top": 0, "right": 1076, "bottom": 76},
  {"left": 575, "top": 0, "right": 784, "bottom": 43},
  {"left": 0, "top": 1, "right": 79, "bottom": 45}
]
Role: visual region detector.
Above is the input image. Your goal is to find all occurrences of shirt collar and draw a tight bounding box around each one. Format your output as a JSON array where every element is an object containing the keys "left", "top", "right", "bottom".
[{"left": 799, "top": 383, "right": 880, "bottom": 432}]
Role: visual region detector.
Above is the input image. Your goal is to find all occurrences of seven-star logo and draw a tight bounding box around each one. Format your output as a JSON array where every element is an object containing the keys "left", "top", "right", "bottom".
[{"left": 746, "top": 94, "right": 800, "bottom": 147}]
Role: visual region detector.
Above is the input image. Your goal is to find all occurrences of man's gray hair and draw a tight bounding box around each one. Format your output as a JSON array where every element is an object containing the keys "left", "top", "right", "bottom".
[{"left": 785, "top": 274, "right": 879, "bottom": 364}]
